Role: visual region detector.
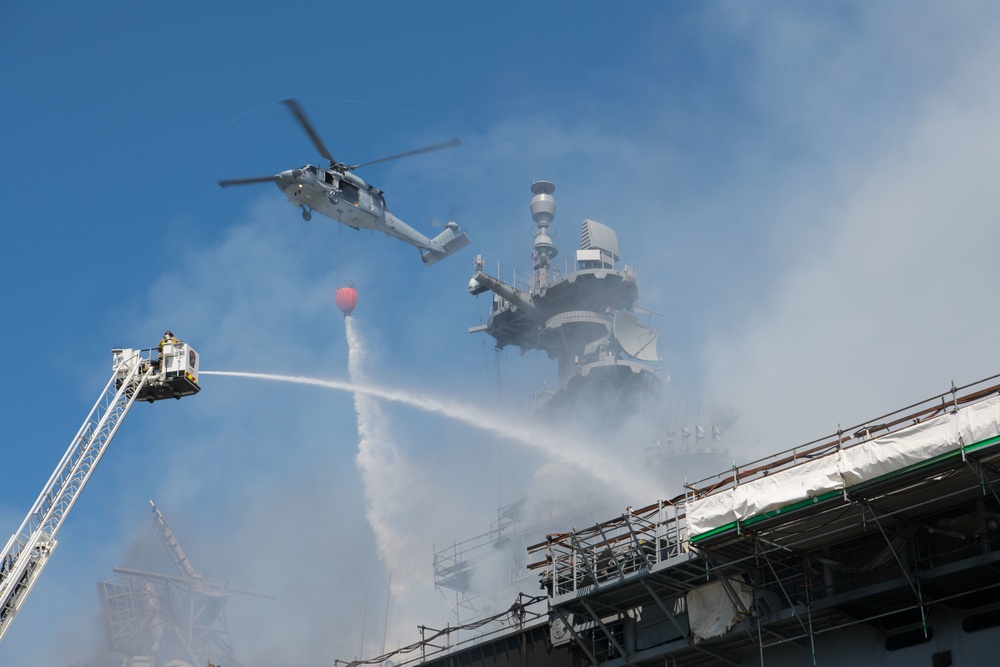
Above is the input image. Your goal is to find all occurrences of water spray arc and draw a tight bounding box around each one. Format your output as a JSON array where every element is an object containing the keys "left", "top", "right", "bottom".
[{"left": 198, "top": 371, "right": 662, "bottom": 499}]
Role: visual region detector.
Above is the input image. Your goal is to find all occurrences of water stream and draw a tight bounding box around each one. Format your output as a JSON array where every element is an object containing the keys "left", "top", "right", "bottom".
[
  {"left": 201, "top": 363, "right": 662, "bottom": 500},
  {"left": 343, "top": 315, "right": 426, "bottom": 595},
  {"left": 202, "top": 367, "right": 657, "bottom": 492}
]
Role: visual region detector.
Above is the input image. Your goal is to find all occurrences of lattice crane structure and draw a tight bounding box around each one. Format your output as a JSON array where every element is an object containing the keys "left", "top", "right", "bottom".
[{"left": 98, "top": 501, "right": 271, "bottom": 667}]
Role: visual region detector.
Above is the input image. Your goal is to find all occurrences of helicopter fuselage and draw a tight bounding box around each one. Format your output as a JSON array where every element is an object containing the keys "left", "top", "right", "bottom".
[{"left": 276, "top": 165, "right": 438, "bottom": 249}]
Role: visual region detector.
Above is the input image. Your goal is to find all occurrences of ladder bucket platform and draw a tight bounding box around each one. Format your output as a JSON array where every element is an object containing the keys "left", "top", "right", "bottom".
[
  {"left": 1, "top": 341, "right": 204, "bottom": 645},
  {"left": 113, "top": 343, "right": 201, "bottom": 402}
]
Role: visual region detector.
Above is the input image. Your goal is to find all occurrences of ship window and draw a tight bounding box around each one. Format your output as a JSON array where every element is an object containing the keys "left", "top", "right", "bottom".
[
  {"left": 881, "top": 608, "right": 926, "bottom": 631},
  {"left": 963, "top": 608, "right": 1000, "bottom": 632},
  {"left": 884, "top": 627, "right": 932, "bottom": 651}
]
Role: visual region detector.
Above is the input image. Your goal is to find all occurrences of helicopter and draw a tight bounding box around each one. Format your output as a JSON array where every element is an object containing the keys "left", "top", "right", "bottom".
[{"left": 218, "top": 99, "right": 470, "bottom": 266}]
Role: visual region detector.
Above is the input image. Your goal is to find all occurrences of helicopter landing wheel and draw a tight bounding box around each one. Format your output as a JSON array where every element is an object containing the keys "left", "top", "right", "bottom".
[{"left": 301, "top": 207, "right": 312, "bottom": 222}]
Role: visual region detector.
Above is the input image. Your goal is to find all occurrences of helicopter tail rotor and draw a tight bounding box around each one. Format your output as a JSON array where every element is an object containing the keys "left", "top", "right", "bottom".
[{"left": 431, "top": 204, "right": 458, "bottom": 229}]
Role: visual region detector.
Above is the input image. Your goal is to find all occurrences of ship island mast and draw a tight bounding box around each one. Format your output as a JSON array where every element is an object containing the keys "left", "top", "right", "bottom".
[{"left": 468, "top": 180, "right": 661, "bottom": 430}]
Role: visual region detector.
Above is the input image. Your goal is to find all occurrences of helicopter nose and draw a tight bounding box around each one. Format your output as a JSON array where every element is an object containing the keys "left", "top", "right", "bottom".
[{"left": 275, "top": 170, "right": 298, "bottom": 189}]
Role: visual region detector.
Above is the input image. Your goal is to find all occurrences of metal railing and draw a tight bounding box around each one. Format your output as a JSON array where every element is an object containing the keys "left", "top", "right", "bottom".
[
  {"left": 335, "top": 593, "right": 548, "bottom": 667},
  {"left": 529, "top": 500, "right": 686, "bottom": 597}
]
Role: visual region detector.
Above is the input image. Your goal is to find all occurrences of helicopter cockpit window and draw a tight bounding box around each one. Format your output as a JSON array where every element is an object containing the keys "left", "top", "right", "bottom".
[
  {"left": 340, "top": 181, "right": 360, "bottom": 206},
  {"left": 324, "top": 171, "right": 335, "bottom": 186}
]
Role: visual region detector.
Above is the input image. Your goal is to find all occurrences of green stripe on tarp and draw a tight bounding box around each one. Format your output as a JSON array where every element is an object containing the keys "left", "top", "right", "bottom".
[{"left": 688, "top": 432, "right": 1000, "bottom": 544}]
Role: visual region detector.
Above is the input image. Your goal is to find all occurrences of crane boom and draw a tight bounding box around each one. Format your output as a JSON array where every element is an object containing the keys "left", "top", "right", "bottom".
[
  {"left": 0, "top": 343, "right": 201, "bottom": 645},
  {"left": 151, "top": 500, "right": 201, "bottom": 581}
]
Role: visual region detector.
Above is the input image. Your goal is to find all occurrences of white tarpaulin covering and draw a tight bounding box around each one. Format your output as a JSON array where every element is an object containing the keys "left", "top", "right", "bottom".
[
  {"left": 686, "top": 579, "right": 754, "bottom": 642},
  {"left": 686, "top": 394, "right": 1000, "bottom": 538}
]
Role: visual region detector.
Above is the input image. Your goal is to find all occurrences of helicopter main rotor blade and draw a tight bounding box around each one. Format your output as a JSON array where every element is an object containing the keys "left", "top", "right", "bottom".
[
  {"left": 282, "top": 98, "right": 335, "bottom": 166},
  {"left": 351, "top": 138, "right": 461, "bottom": 170},
  {"left": 217, "top": 176, "right": 276, "bottom": 188}
]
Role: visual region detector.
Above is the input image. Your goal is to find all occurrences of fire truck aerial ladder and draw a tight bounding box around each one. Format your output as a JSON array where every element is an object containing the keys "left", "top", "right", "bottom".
[{"left": 0, "top": 341, "right": 201, "bottom": 645}]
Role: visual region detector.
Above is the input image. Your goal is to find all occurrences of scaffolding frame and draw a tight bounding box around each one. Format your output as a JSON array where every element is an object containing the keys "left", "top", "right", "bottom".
[{"left": 523, "top": 376, "right": 1000, "bottom": 667}]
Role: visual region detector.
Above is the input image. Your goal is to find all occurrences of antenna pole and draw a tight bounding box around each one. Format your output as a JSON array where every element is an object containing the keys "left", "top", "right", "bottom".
[
  {"left": 358, "top": 579, "right": 369, "bottom": 659},
  {"left": 381, "top": 572, "right": 392, "bottom": 655}
]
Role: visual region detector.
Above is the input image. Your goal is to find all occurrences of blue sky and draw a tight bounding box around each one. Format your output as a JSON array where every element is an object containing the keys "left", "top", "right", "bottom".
[{"left": 3, "top": 2, "right": 1000, "bottom": 665}]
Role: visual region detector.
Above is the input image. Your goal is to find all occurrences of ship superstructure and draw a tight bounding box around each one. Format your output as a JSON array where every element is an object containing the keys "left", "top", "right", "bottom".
[
  {"left": 468, "top": 181, "right": 660, "bottom": 430},
  {"left": 435, "top": 182, "right": 741, "bottom": 628},
  {"left": 430, "top": 183, "right": 666, "bottom": 625}
]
